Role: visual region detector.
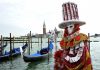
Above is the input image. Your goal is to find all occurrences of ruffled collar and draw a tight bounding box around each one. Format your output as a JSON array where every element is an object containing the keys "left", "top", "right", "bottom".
[
  {"left": 66, "top": 31, "right": 79, "bottom": 41},
  {"left": 60, "top": 33, "right": 88, "bottom": 49}
]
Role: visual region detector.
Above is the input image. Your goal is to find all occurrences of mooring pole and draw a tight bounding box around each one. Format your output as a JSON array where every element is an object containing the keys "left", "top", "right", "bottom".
[
  {"left": 38, "top": 37, "right": 39, "bottom": 47},
  {"left": 41, "top": 36, "right": 42, "bottom": 50},
  {"left": 48, "top": 38, "right": 49, "bottom": 64},
  {"left": 10, "top": 33, "right": 12, "bottom": 57},
  {"left": 23, "top": 37, "right": 24, "bottom": 46},
  {"left": 55, "top": 32, "right": 57, "bottom": 52},
  {"left": 13, "top": 36, "right": 14, "bottom": 49},
  {"left": 28, "top": 32, "right": 30, "bottom": 55},
  {"left": 1, "top": 35, "right": 3, "bottom": 55},
  {"left": 88, "top": 33, "right": 90, "bottom": 52},
  {"left": 30, "top": 31, "right": 32, "bottom": 49}
]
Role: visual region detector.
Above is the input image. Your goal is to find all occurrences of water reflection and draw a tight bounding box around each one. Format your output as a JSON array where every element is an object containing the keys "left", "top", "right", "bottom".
[{"left": 26, "top": 60, "right": 46, "bottom": 70}]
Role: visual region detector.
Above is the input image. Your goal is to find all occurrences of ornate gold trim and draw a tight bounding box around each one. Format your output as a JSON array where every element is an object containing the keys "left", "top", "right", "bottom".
[{"left": 61, "top": 33, "right": 88, "bottom": 49}]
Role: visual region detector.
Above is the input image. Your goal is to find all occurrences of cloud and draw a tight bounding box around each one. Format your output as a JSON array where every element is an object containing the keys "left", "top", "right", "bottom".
[{"left": 0, "top": 0, "right": 100, "bottom": 36}]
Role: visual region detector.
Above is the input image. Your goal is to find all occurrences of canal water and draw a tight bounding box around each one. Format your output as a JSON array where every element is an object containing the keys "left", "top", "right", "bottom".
[{"left": 0, "top": 37, "right": 100, "bottom": 70}]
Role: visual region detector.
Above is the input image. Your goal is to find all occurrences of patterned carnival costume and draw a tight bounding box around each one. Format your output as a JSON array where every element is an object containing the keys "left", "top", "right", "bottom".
[{"left": 54, "top": 2, "right": 93, "bottom": 70}]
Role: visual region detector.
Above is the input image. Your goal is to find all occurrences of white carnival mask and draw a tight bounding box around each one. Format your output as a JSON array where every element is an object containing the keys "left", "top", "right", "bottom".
[{"left": 67, "top": 24, "right": 74, "bottom": 34}]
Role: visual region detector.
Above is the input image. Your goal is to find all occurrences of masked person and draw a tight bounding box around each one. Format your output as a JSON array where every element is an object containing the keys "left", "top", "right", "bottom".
[{"left": 54, "top": 2, "right": 93, "bottom": 70}]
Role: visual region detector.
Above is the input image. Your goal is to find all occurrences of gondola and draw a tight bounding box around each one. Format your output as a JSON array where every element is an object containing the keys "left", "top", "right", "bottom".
[
  {"left": 0, "top": 43, "right": 28, "bottom": 61},
  {"left": 23, "top": 41, "right": 53, "bottom": 62}
]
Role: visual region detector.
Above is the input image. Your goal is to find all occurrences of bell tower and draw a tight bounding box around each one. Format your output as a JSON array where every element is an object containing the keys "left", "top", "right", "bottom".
[{"left": 43, "top": 21, "right": 46, "bottom": 35}]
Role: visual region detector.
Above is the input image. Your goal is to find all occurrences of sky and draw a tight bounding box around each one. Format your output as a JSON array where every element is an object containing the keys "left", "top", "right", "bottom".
[{"left": 0, "top": 0, "right": 100, "bottom": 37}]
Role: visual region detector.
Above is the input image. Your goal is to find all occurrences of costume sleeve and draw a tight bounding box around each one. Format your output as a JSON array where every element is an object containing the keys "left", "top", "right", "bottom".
[{"left": 54, "top": 50, "right": 63, "bottom": 70}]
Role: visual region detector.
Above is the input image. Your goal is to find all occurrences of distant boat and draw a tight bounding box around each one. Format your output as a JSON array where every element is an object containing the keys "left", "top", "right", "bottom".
[
  {"left": 0, "top": 43, "right": 28, "bottom": 62},
  {"left": 93, "top": 41, "right": 99, "bottom": 42},
  {"left": 23, "top": 41, "right": 53, "bottom": 62}
]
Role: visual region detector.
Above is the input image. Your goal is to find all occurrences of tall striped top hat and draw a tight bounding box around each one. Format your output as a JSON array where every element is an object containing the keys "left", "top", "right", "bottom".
[{"left": 59, "top": 2, "right": 86, "bottom": 29}]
